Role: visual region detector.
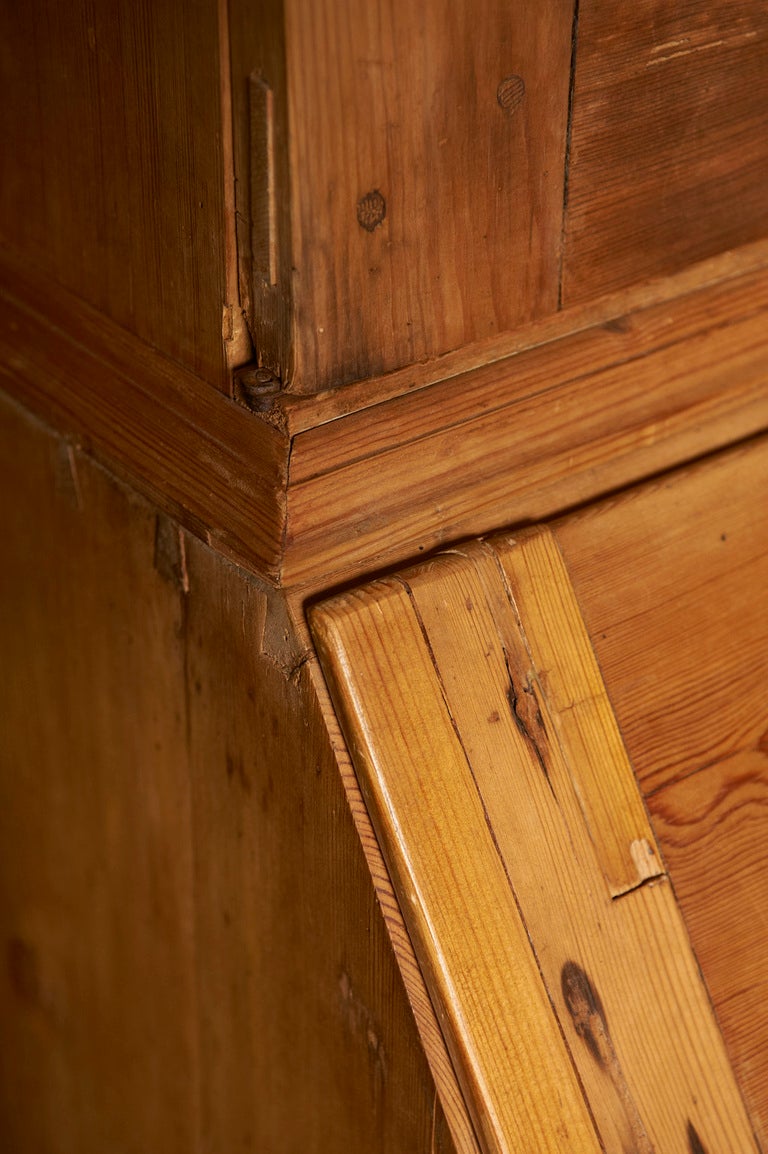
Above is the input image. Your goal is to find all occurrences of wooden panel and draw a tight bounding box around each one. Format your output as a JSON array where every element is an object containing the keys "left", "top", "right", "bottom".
[
  {"left": 0, "top": 393, "right": 451, "bottom": 1153},
  {"left": 649, "top": 752, "right": 768, "bottom": 1141},
  {"left": 563, "top": 1, "right": 768, "bottom": 304},
  {"left": 0, "top": 401, "right": 199, "bottom": 1152},
  {"left": 0, "top": 0, "right": 228, "bottom": 386},
  {"left": 284, "top": 264, "right": 768, "bottom": 584},
  {"left": 0, "top": 247, "right": 288, "bottom": 581},
  {"left": 312, "top": 534, "right": 758, "bottom": 1154},
  {"left": 312, "top": 579, "right": 603, "bottom": 1154},
  {"left": 553, "top": 436, "right": 768, "bottom": 1145},
  {"left": 555, "top": 438, "right": 768, "bottom": 795},
  {"left": 276, "top": 0, "right": 573, "bottom": 391}
]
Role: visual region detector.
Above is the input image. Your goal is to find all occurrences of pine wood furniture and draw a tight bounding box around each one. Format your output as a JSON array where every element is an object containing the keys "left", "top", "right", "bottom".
[{"left": 1, "top": 3, "right": 767, "bottom": 1151}]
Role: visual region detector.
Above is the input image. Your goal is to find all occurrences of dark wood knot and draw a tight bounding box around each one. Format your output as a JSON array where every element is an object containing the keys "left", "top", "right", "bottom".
[{"left": 497, "top": 75, "right": 525, "bottom": 116}]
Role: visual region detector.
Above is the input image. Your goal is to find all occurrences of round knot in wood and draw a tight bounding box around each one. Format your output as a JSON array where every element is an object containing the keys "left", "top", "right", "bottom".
[
  {"left": 357, "top": 190, "right": 386, "bottom": 232},
  {"left": 497, "top": 75, "right": 525, "bottom": 117}
]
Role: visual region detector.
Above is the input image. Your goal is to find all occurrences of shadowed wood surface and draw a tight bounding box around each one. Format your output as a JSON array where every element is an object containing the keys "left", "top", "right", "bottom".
[
  {"left": 0, "top": 247, "right": 288, "bottom": 581},
  {"left": 311, "top": 528, "right": 759, "bottom": 1154},
  {"left": 5, "top": 239, "right": 768, "bottom": 591},
  {"left": 563, "top": 1, "right": 768, "bottom": 304},
  {"left": 0, "top": 393, "right": 456, "bottom": 1154},
  {"left": 553, "top": 435, "right": 768, "bottom": 1146},
  {"left": 0, "top": 0, "right": 229, "bottom": 388}
]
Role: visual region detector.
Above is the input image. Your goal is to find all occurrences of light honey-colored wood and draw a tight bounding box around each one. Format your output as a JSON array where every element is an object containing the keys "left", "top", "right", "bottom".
[
  {"left": 312, "top": 578, "right": 603, "bottom": 1154},
  {"left": 493, "top": 530, "right": 663, "bottom": 896},
  {"left": 303, "top": 652, "right": 482, "bottom": 1154},
  {"left": 311, "top": 532, "right": 760, "bottom": 1154}
]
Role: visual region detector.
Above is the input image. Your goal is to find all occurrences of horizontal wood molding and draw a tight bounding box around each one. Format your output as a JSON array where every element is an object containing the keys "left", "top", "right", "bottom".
[
  {"left": 275, "top": 236, "right": 768, "bottom": 433},
  {"left": 2, "top": 242, "right": 768, "bottom": 589},
  {"left": 283, "top": 258, "right": 768, "bottom": 585},
  {"left": 0, "top": 245, "right": 288, "bottom": 581}
]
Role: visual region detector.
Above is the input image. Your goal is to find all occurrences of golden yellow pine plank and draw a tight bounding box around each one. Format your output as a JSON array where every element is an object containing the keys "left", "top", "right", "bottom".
[
  {"left": 491, "top": 528, "right": 663, "bottom": 895},
  {"left": 311, "top": 580, "right": 603, "bottom": 1154},
  {"left": 312, "top": 542, "right": 760, "bottom": 1154},
  {"left": 405, "top": 543, "right": 757, "bottom": 1154}
]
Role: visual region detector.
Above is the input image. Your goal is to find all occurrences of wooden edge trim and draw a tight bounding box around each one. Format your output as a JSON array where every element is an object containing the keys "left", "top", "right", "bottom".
[
  {"left": 0, "top": 244, "right": 288, "bottom": 581},
  {"left": 299, "top": 640, "right": 483, "bottom": 1154},
  {"left": 277, "top": 236, "right": 768, "bottom": 431},
  {"left": 282, "top": 309, "right": 768, "bottom": 586},
  {"left": 309, "top": 580, "right": 603, "bottom": 1154}
]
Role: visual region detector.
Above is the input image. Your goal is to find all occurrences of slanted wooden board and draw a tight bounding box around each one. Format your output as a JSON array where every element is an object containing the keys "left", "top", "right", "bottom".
[{"left": 311, "top": 529, "right": 759, "bottom": 1154}]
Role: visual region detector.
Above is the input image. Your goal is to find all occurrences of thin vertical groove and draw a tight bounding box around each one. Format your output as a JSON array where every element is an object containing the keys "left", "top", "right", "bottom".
[{"left": 558, "top": 0, "right": 581, "bottom": 310}]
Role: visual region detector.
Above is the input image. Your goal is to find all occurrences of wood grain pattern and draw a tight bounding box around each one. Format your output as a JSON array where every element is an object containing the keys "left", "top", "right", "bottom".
[
  {"left": 563, "top": 1, "right": 768, "bottom": 304},
  {"left": 0, "top": 246, "right": 288, "bottom": 581},
  {"left": 552, "top": 435, "right": 768, "bottom": 1145},
  {"left": 0, "top": 0, "right": 229, "bottom": 387},
  {"left": 302, "top": 647, "right": 482, "bottom": 1154},
  {"left": 6, "top": 234, "right": 768, "bottom": 591},
  {"left": 312, "top": 534, "right": 758, "bottom": 1154},
  {"left": 284, "top": 264, "right": 768, "bottom": 584},
  {"left": 555, "top": 438, "right": 768, "bottom": 795},
  {"left": 0, "top": 393, "right": 453, "bottom": 1154},
  {"left": 493, "top": 530, "right": 663, "bottom": 896},
  {"left": 277, "top": 0, "right": 573, "bottom": 391},
  {"left": 277, "top": 237, "right": 768, "bottom": 434},
  {"left": 312, "top": 579, "right": 603, "bottom": 1154},
  {"left": 649, "top": 751, "right": 768, "bottom": 1142}
]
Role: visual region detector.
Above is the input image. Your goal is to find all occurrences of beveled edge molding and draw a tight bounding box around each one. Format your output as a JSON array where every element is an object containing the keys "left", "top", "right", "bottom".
[
  {"left": 0, "top": 244, "right": 289, "bottom": 582},
  {"left": 282, "top": 261, "right": 768, "bottom": 586},
  {"left": 3, "top": 241, "right": 768, "bottom": 591}
]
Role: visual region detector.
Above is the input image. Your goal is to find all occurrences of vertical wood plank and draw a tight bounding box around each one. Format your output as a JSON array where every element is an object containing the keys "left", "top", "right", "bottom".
[
  {"left": 280, "top": 0, "right": 573, "bottom": 391},
  {"left": 0, "top": 0, "right": 228, "bottom": 387},
  {"left": 563, "top": 0, "right": 768, "bottom": 304},
  {"left": 0, "top": 394, "right": 452, "bottom": 1154},
  {"left": 0, "top": 403, "right": 201, "bottom": 1154}
]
